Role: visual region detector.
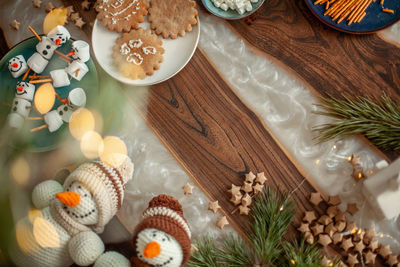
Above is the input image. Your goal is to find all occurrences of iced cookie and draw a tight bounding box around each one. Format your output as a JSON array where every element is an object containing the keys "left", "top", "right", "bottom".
[
  {"left": 148, "top": 0, "right": 198, "bottom": 39},
  {"left": 112, "top": 28, "right": 164, "bottom": 80},
  {"left": 95, "top": 0, "right": 149, "bottom": 33}
]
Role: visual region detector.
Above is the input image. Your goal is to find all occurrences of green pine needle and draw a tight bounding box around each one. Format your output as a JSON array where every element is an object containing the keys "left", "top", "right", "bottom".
[
  {"left": 313, "top": 94, "right": 400, "bottom": 150},
  {"left": 281, "top": 238, "right": 324, "bottom": 267},
  {"left": 218, "top": 235, "right": 255, "bottom": 266},
  {"left": 249, "top": 187, "right": 296, "bottom": 265},
  {"left": 187, "top": 237, "right": 220, "bottom": 267}
]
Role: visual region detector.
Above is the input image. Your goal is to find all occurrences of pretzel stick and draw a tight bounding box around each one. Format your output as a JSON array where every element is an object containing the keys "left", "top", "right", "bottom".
[
  {"left": 54, "top": 50, "right": 71, "bottom": 61},
  {"left": 30, "top": 124, "right": 48, "bottom": 132},
  {"left": 22, "top": 68, "right": 31, "bottom": 81},
  {"left": 28, "top": 26, "right": 42, "bottom": 42},
  {"left": 26, "top": 117, "right": 43, "bottom": 120},
  {"left": 59, "top": 56, "right": 71, "bottom": 63},
  {"left": 29, "top": 79, "right": 53, "bottom": 84}
]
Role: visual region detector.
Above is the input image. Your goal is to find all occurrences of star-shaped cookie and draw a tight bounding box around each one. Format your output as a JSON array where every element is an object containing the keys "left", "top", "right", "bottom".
[{"left": 208, "top": 201, "right": 221, "bottom": 213}]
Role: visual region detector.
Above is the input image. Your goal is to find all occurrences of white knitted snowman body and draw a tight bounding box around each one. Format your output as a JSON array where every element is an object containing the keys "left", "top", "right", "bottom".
[{"left": 10, "top": 159, "right": 134, "bottom": 267}]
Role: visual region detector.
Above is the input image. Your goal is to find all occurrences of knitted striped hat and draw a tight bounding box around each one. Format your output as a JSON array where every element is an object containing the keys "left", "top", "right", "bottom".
[
  {"left": 131, "top": 195, "right": 191, "bottom": 267},
  {"left": 63, "top": 157, "right": 134, "bottom": 233}
]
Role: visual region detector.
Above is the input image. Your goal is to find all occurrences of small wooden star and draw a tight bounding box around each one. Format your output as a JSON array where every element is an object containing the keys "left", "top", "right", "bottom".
[
  {"left": 364, "top": 250, "right": 377, "bottom": 265},
  {"left": 32, "top": 0, "right": 42, "bottom": 8},
  {"left": 10, "top": 20, "right": 20, "bottom": 30},
  {"left": 354, "top": 240, "right": 366, "bottom": 253},
  {"left": 335, "top": 221, "right": 346, "bottom": 232},
  {"left": 253, "top": 183, "right": 264, "bottom": 194},
  {"left": 378, "top": 244, "right": 392, "bottom": 258},
  {"left": 66, "top": 6, "right": 74, "bottom": 16},
  {"left": 303, "top": 211, "right": 317, "bottom": 223},
  {"left": 238, "top": 205, "right": 250, "bottom": 215},
  {"left": 349, "top": 154, "right": 361, "bottom": 166},
  {"left": 182, "top": 183, "right": 194, "bottom": 195},
  {"left": 325, "top": 223, "right": 336, "bottom": 237},
  {"left": 321, "top": 256, "right": 332, "bottom": 267},
  {"left": 45, "top": 2, "right": 55, "bottom": 12},
  {"left": 216, "top": 216, "right": 229, "bottom": 229},
  {"left": 241, "top": 193, "right": 252, "bottom": 207},
  {"left": 353, "top": 229, "right": 365, "bottom": 242},
  {"left": 310, "top": 192, "right": 323, "bottom": 206},
  {"left": 75, "top": 17, "right": 86, "bottom": 29},
  {"left": 70, "top": 12, "right": 80, "bottom": 22},
  {"left": 304, "top": 232, "right": 314, "bottom": 244},
  {"left": 326, "top": 206, "right": 339, "bottom": 218},
  {"left": 81, "top": 0, "right": 91, "bottom": 10},
  {"left": 341, "top": 237, "right": 354, "bottom": 252},
  {"left": 347, "top": 253, "right": 359, "bottom": 267},
  {"left": 364, "top": 228, "right": 376, "bottom": 242},
  {"left": 245, "top": 171, "right": 256, "bottom": 183},
  {"left": 346, "top": 203, "right": 358, "bottom": 215},
  {"left": 241, "top": 182, "right": 253, "bottom": 193},
  {"left": 387, "top": 255, "right": 399, "bottom": 266},
  {"left": 318, "top": 234, "right": 332, "bottom": 247},
  {"left": 332, "top": 232, "right": 343, "bottom": 244},
  {"left": 230, "top": 193, "right": 242, "bottom": 206},
  {"left": 328, "top": 195, "right": 341, "bottom": 206},
  {"left": 255, "top": 172, "right": 267, "bottom": 184},
  {"left": 318, "top": 215, "right": 332, "bottom": 225},
  {"left": 297, "top": 222, "right": 310, "bottom": 233},
  {"left": 335, "top": 211, "right": 346, "bottom": 222},
  {"left": 311, "top": 223, "right": 324, "bottom": 236},
  {"left": 345, "top": 221, "right": 357, "bottom": 232},
  {"left": 208, "top": 201, "right": 221, "bottom": 213},
  {"left": 369, "top": 240, "right": 379, "bottom": 251}
]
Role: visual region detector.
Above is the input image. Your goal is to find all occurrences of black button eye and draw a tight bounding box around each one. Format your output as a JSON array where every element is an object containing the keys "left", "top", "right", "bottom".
[
  {"left": 153, "top": 234, "right": 156, "bottom": 237},
  {"left": 162, "top": 238, "right": 165, "bottom": 242},
  {"left": 46, "top": 45, "right": 51, "bottom": 49},
  {"left": 64, "top": 107, "right": 68, "bottom": 111},
  {"left": 43, "top": 50, "right": 48, "bottom": 55}
]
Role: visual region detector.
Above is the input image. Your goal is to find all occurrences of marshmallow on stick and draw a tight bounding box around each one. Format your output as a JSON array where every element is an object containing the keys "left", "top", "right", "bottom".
[
  {"left": 6, "top": 82, "right": 36, "bottom": 130},
  {"left": 8, "top": 55, "right": 28, "bottom": 78}
]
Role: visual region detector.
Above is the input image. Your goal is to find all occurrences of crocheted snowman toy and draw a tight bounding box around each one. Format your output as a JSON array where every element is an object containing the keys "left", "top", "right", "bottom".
[
  {"left": 131, "top": 195, "right": 191, "bottom": 267},
  {"left": 10, "top": 158, "right": 134, "bottom": 267}
]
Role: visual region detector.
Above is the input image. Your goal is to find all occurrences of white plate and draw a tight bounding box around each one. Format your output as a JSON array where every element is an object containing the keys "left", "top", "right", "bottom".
[{"left": 91, "top": 18, "right": 200, "bottom": 86}]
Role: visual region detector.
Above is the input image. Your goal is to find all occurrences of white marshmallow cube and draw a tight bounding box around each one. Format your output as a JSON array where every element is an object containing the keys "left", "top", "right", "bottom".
[
  {"left": 7, "top": 113, "right": 25, "bottom": 130},
  {"left": 48, "top": 26, "right": 71, "bottom": 47},
  {"left": 15, "top": 81, "right": 36, "bottom": 102},
  {"left": 57, "top": 104, "right": 75, "bottom": 123},
  {"left": 71, "top": 40, "right": 90, "bottom": 63},
  {"left": 68, "top": 87, "right": 86, "bottom": 108},
  {"left": 10, "top": 98, "right": 31, "bottom": 118},
  {"left": 50, "top": 69, "right": 70, "bottom": 88},
  {"left": 28, "top": 52, "right": 49, "bottom": 74},
  {"left": 36, "top": 37, "right": 57, "bottom": 60},
  {"left": 66, "top": 61, "right": 89, "bottom": 81},
  {"left": 44, "top": 110, "right": 63, "bottom": 132},
  {"left": 8, "top": 55, "right": 28, "bottom": 78}
]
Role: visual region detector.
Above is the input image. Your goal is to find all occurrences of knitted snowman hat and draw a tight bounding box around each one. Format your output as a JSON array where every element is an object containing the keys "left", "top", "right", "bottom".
[
  {"left": 131, "top": 195, "right": 191, "bottom": 267},
  {"left": 63, "top": 157, "right": 134, "bottom": 233}
]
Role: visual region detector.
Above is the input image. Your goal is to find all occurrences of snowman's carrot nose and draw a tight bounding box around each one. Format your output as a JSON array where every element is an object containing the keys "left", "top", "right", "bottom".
[
  {"left": 56, "top": 39, "right": 61, "bottom": 46},
  {"left": 56, "top": 192, "right": 80, "bottom": 207},
  {"left": 66, "top": 51, "right": 75, "bottom": 57},
  {"left": 16, "top": 86, "right": 23, "bottom": 92},
  {"left": 143, "top": 241, "right": 161, "bottom": 258},
  {"left": 12, "top": 63, "right": 18, "bottom": 68}
]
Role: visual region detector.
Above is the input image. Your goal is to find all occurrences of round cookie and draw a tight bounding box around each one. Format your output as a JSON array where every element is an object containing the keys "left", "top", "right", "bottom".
[
  {"left": 112, "top": 28, "right": 165, "bottom": 80},
  {"left": 95, "top": 0, "right": 149, "bottom": 33},
  {"left": 148, "top": 0, "right": 198, "bottom": 39}
]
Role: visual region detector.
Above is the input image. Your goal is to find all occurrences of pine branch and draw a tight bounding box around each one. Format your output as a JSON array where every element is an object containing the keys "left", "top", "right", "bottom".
[
  {"left": 313, "top": 94, "right": 400, "bottom": 150},
  {"left": 217, "top": 235, "right": 255, "bottom": 267},
  {"left": 249, "top": 187, "right": 296, "bottom": 265},
  {"left": 187, "top": 237, "right": 220, "bottom": 267},
  {"left": 281, "top": 238, "right": 324, "bottom": 267}
]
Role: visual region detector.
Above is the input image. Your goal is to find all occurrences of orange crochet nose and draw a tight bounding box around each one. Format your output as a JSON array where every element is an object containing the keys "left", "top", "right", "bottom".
[
  {"left": 56, "top": 192, "right": 81, "bottom": 207},
  {"left": 56, "top": 39, "right": 61, "bottom": 46},
  {"left": 143, "top": 241, "right": 161, "bottom": 258}
]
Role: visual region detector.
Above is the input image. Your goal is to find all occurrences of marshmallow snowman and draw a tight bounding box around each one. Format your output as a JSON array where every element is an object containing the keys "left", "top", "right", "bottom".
[
  {"left": 48, "top": 26, "right": 71, "bottom": 47},
  {"left": 10, "top": 159, "right": 134, "bottom": 267},
  {"left": 42, "top": 87, "right": 86, "bottom": 132},
  {"left": 8, "top": 55, "right": 28, "bottom": 78},
  {"left": 7, "top": 82, "right": 35, "bottom": 129},
  {"left": 50, "top": 69, "right": 70, "bottom": 88}
]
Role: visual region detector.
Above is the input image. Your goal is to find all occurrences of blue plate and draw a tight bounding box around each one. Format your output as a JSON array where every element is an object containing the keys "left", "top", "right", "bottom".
[
  {"left": 202, "top": 0, "right": 265, "bottom": 20},
  {"left": 305, "top": 0, "right": 400, "bottom": 33},
  {"left": 0, "top": 36, "right": 99, "bottom": 152}
]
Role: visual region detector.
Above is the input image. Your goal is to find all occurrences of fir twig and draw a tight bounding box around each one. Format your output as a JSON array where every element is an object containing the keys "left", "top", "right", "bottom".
[
  {"left": 281, "top": 238, "right": 324, "bottom": 267},
  {"left": 218, "top": 235, "right": 255, "bottom": 266},
  {"left": 313, "top": 94, "right": 400, "bottom": 150},
  {"left": 249, "top": 187, "right": 296, "bottom": 265},
  {"left": 187, "top": 236, "right": 220, "bottom": 267}
]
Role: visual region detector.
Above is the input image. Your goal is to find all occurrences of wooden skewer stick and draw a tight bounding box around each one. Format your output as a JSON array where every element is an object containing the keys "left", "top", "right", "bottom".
[
  {"left": 30, "top": 124, "right": 48, "bottom": 132},
  {"left": 26, "top": 117, "right": 43, "bottom": 120},
  {"left": 29, "top": 79, "right": 53, "bottom": 84},
  {"left": 59, "top": 56, "right": 71, "bottom": 63},
  {"left": 55, "top": 50, "right": 71, "bottom": 61},
  {"left": 28, "top": 26, "right": 42, "bottom": 42},
  {"left": 25, "top": 106, "right": 34, "bottom": 110},
  {"left": 29, "top": 75, "right": 50, "bottom": 79},
  {"left": 22, "top": 68, "right": 31, "bottom": 81}
]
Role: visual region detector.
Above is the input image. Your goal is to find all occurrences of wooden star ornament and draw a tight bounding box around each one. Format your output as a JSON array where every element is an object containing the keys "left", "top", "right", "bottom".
[
  {"left": 255, "top": 172, "right": 267, "bottom": 184},
  {"left": 32, "top": 0, "right": 42, "bottom": 8},
  {"left": 75, "top": 17, "right": 86, "bottom": 29},
  {"left": 245, "top": 171, "right": 256, "bottom": 183},
  {"left": 216, "top": 216, "right": 229, "bottom": 229},
  {"left": 182, "top": 183, "right": 194, "bottom": 195},
  {"left": 310, "top": 192, "right": 323, "bottom": 206},
  {"left": 208, "top": 201, "right": 221, "bottom": 213},
  {"left": 81, "top": 0, "right": 91, "bottom": 10}
]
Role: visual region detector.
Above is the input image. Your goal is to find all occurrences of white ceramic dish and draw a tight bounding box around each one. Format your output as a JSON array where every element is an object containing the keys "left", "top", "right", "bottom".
[{"left": 91, "top": 18, "right": 200, "bottom": 86}]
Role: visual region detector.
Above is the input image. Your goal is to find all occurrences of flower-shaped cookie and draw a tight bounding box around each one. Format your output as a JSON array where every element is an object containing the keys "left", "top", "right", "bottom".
[{"left": 113, "top": 28, "right": 165, "bottom": 80}]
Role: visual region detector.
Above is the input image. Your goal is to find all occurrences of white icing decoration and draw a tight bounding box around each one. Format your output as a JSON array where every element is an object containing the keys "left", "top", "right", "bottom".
[
  {"left": 142, "top": 46, "right": 156, "bottom": 55},
  {"left": 126, "top": 53, "right": 143, "bottom": 65},
  {"left": 129, "top": 39, "right": 142, "bottom": 48},
  {"left": 99, "top": 0, "right": 140, "bottom": 23},
  {"left": 111, "top": 0, "right": 124, "bottom": 8},
  {"left": 120, "top": 43, "right": 130, "bottom": 55}
]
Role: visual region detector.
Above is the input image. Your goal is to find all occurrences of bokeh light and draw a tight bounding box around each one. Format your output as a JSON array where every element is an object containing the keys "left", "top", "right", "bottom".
[
  {"left": 99, "top": 136, "right": 128, "bottom": 168},
  {"left": 34, "top": 83, "right": 56, "bottom": 114},
  {"left": 10, "top": 157, "right": 30, "bottom": 186},
  {"left": 43, "top": 8, "right": 68, "bottom": 35},
  {"left": 80, "top": 131, "right": 103, "bottom": 159},
  {"left": 33, "top": 217, "right": 60, "bottom": 248},
  {"left": 28, "top": 209, "right": 43, "bottom": 223},
  {"left": 15, "top": 220, "right": 39, "bottom": 254},
  {"left": 69, "top": 108, "right": 95, "bottom": 140}
]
